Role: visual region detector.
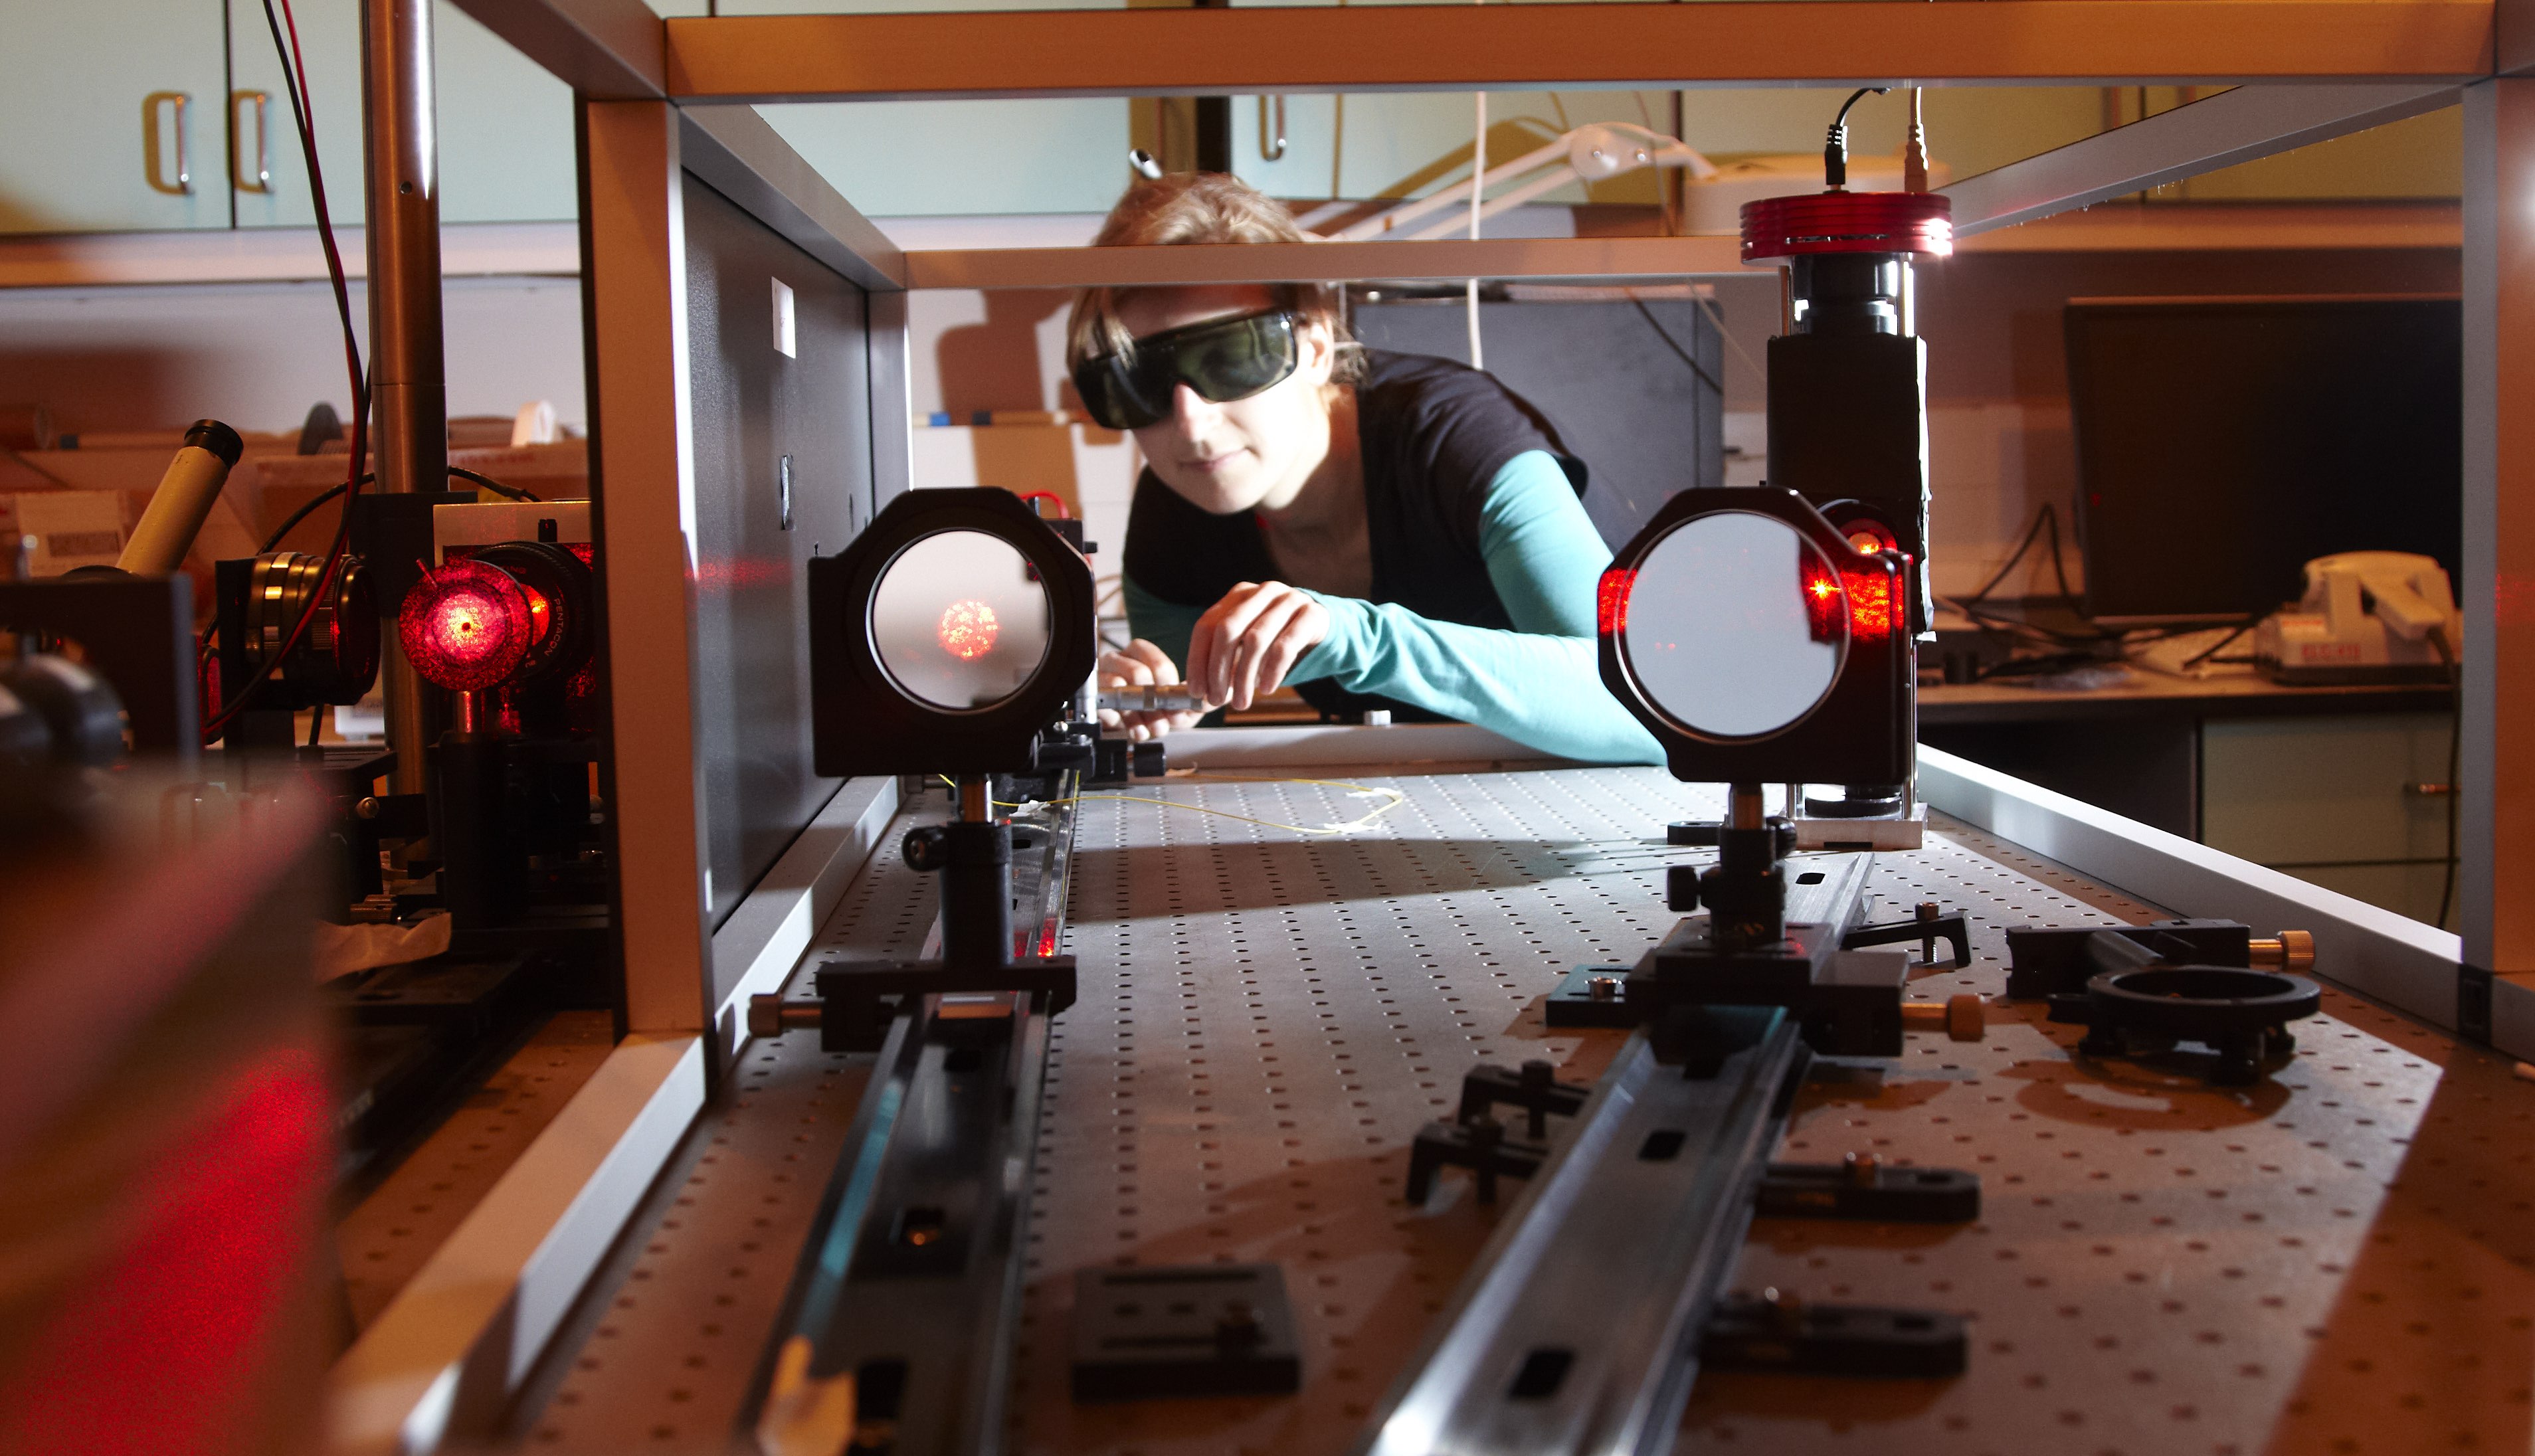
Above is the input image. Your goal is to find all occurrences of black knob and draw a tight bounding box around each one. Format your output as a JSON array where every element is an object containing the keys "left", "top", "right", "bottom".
[
  {"left": 1666, "top": 864, "right": 1701, "bottom": 912},
  {"left": 901, "top": 824, "right": 949, "bottom": 871},
  {"left": 1773, "top": 820, "right": 1798, "bottom": 859},
  {"left": 1131, "top": 739, "right": 1167, "bottom": 777},
  {"left": 1667, "top": 821, "right": 1721, "bottom": 847}
]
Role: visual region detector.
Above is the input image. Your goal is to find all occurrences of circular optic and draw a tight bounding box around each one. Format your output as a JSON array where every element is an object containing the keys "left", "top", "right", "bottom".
[
  {"left": 869, "top": 529, "right": 1053, "bottom": 710},
  {"left": 399, "top": 558, "right": 533, "bottom": 692},
  {"left": 246, "top": 551, "right": 379, "bottom": 707},
  {"left": 1618, "top": 509, "right": 1847, "bottom": 739},
  {"left": 468, "top": 540, "right": 593, "bottom": 685}
]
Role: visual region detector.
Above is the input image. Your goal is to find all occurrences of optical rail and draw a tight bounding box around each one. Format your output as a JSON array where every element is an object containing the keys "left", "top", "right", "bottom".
[{"left": 506, "top": 757, "right": 2535, "bottom": 1455}]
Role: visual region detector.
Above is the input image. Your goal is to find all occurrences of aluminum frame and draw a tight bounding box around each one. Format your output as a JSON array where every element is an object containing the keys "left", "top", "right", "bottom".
[
  {"left": 329, "top": 85, "right": 916, "bottom": 1455},
  {"left": 656, "top": 3, "right": 2494, "bottom": 102},
  {"left": 337, "top": 4, "right": 2535, "bottom": 1447}
]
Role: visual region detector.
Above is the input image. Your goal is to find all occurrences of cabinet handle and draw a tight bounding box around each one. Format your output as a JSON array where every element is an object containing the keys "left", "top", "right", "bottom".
[
  {"left": 1258, "top": 94, "right": 1287, "bottom": 161},
  {"left": 143, "top": 90, "right": 191, "bottom": 196},
  {"left": 231, "top": 90, "right": 272, "bottom": 195}
]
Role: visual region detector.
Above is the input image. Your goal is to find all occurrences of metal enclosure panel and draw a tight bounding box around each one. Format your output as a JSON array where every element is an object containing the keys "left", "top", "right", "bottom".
[
  {"left": 680, "top": 171, "right": 872, "bottom": 945},
  {"left": 1348, "top": 296, "right": 1723, "bottom": 552}
]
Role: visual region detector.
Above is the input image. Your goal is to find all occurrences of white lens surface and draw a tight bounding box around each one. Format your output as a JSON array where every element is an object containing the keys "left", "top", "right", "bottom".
[
  {"left": 1620, "top": 510, "right": 1845, "bottom": 739},
  {"left": 870, "top": 529, "right": 1055, "bottom": 710}
]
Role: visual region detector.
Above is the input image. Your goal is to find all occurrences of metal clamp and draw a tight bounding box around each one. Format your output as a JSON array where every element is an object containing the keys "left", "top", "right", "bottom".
[
  {"left": 1841, "top": 901, "right": 1970, "bottom": 968},
  {"left": 1454, "top": 1057, "right": 1590, "bottom": 1138},
  {"left": 1756, "top": 1152, "right": 1981, "bottom": 1222},
  {"left": 1701, "top": 1289, "right": 1968, "bottom": 1378}
]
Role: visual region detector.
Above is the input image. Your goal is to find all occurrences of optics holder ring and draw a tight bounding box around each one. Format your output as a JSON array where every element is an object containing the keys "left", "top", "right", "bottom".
[
  {"left": 809, "top": 488, "right": 1097, "bottom": 778},
  {"left": 1598, "top": 488, "right": 1914, "bottom": 787},
  {"left": 1740, "top": 191, "right": 1953, "bottom": 263}
]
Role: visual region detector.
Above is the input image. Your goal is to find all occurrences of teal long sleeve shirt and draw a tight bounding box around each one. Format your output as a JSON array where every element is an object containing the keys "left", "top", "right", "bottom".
[{"left": 1122, "top": 450, "right": 1665, "bottom": 765}]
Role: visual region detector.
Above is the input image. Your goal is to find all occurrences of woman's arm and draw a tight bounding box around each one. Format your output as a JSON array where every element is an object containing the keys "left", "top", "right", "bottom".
[{"left": 1287, "top": 451, "right": 1665, "bottom": 765}]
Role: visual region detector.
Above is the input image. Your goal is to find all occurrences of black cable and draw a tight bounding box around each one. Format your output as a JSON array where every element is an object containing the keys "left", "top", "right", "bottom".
[
  {"left": 256, "top": 469, "right": 539, "bottom": 555},
  {"left": 258, "top": 483, "right": 347, "bottom": 554},
  {"left": 1966, "top": 503, "right": 2073, "bottom": 607},
  {"left": 450, "top": 466, "right": 541, "bottom": 502},
  {"left": 1630, "top": 298, "right": 1725, "bottom": 397},
  {"left": 210, "top": 0, "right": 363, "bottom": 744},
  {"left": 2176, "top": 617, "right": 2263, "bottom": 670}
]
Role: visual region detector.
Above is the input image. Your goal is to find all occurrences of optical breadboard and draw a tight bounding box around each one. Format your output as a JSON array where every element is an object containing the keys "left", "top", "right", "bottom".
[{"left": 507, "top": 764, "right": 2535, "bottom": 1455}]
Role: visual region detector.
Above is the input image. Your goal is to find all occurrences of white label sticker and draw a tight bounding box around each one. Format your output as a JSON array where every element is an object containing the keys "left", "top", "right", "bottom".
[{"left": 772, "top": 276, "right": 796, "bottom": 358}]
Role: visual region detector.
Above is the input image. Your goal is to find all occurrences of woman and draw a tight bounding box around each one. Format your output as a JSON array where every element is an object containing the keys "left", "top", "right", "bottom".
[{"left": 1068, "top": 173, "right": 1661, "bottom": 766}]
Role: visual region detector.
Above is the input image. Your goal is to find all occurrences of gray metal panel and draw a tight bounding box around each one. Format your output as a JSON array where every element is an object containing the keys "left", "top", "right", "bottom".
[
  {"left": 681, "top": 170, "right": 872, "bottom": 942},
  {"left": 1944, "top": 82, "right": 2461, "bottom": 236},
  {"left": 1349, "top": 297, "right": 1723, "bottom": 552},
  {"left": 1917, "top": 744, "right": 2481, "bottom": 1049},
  {"left": 677, "top": 106, "right": 906, "bottom": 294},
  {"left": 448, "top": 0, "right": 664, "bottom": 100}
]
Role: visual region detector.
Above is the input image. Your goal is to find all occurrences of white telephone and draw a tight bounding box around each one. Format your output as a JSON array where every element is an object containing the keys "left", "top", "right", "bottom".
[{"left": 2253, "top": 551, "right": 2461, "bottom": 685}]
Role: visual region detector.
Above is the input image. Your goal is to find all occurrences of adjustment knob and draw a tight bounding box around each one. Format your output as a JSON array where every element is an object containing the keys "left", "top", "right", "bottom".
[
  {"left": 901, "top": 824, "right": 949, "bottom": 871},
  {"left": 1666, "top": 864, "right": 1701, "bottom": 912}
]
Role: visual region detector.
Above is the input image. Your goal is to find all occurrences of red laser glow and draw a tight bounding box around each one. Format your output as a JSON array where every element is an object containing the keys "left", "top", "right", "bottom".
[
  {"left": 1841, "top": 566, "right": 1895, "bottom": 642},
  {"left": 1800, "top": 554, "right": 1846, "bottom": 644},
  {"left": 399, "top": 558, "right": 532, "bottom": 691},
  {"left": 937, "top": 599, "right": 999, "bottom": 660},
  {"left": 1597, "top": 569, "right": 1636, "bottom": 636}
]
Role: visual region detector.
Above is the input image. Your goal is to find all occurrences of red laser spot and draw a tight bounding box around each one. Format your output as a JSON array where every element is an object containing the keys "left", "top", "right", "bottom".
[
  {"left": 937, "top": 599, "right": 999, "bottom": 660},
  {"left": 1800, "top": 553, "right": 1847, "bottom": 644},
  {"left": 399, "top": 559, "right": 533, "bottom": 691}
]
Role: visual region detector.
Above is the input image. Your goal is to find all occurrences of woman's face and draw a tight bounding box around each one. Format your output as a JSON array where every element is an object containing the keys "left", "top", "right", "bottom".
[{"left": 1114, "top": 284, "right": 1339, "bottom": 516}]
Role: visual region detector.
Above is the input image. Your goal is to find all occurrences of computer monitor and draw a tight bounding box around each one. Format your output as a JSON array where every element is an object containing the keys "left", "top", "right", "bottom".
[{"left": 2064, "top": 295, "right": 2461, "bottom": 625}]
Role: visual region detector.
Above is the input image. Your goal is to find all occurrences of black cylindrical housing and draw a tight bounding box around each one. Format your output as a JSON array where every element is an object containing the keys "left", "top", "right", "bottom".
[
  {"left": 938, "top": 820, "right": 1014, "bottom": 970},
  {"left": 431, "top": 731, "right": 520, "bottom": 929},
  {"left": 1790, "top": 253, "right": 1907, "bottom": 337}
]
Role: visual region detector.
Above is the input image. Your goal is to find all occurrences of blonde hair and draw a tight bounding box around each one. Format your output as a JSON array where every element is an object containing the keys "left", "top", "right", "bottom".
[{"left": 1064, "top": 173, "right": 1362, "bottom": 381}]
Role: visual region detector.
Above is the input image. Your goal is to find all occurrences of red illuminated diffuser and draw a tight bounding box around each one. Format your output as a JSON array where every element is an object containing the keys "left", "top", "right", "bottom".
[
  {"left": 399, "top": 558, "right": 533, "bottom": 691},
  {"left": 937, "top": 599, "right": 1000, "bottom": 661}
]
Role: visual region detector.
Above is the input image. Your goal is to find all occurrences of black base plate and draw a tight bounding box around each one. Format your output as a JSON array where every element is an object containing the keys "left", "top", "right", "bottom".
[{"left": 1072, "top": 1264, "right": 1302, "bottom": 1401}]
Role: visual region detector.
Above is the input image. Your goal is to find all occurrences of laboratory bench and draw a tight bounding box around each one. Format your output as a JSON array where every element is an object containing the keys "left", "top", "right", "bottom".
[{"left": 474, "top": 754, "right": 2528, "bottom": 1456}]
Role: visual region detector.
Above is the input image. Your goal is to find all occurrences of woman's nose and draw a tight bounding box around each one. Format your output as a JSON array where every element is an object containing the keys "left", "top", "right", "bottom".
[{"left": 1171, "top": 381, "right": 1217, "bottom": 431}]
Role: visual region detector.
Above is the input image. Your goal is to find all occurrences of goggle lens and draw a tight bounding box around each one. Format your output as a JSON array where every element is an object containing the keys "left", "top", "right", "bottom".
[{"left": 1072, "top": 312, "right": 1300, "bottom": 430}]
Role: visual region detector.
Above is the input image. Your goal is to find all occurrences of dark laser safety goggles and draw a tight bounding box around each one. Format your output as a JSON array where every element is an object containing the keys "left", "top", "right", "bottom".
[{"left": 1069, "top": 310, "right": 1301, "bottom": 430}]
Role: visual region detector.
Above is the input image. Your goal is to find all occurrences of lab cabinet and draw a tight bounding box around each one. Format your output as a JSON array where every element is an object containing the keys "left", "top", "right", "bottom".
[
  {"left": 0, "top": 2, "right": 233, "bottom": 233},
  {"left": 1921, "top": 689, "right": 2457, "bottom": 930},
  {"left": 2200, "top": 711, "right": 2457, "bottom": 928},
  {"left": 0, "top": 0, "right": 575, "bottom": 235}
]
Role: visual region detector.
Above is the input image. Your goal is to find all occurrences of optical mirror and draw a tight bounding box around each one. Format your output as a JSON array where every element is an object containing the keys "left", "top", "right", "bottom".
[
  {"left": 870, "top": 529, "right": 1055, "bottom": 710},
  {"left": 1621, "top": 509, "right": 1847, "bottom": 738}
]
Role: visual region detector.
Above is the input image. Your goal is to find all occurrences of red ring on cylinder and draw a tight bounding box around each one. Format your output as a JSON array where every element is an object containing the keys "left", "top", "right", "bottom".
[
  {"left": 399, "top": 558, "right": 533, "bottom": 692},
  {"left": 1740, "top": 191, "right": 1954, "bottom": 262}
]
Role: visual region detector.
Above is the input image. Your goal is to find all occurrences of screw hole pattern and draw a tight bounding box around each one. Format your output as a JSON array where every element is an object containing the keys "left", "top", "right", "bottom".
[{"left": 509, "top": 771, "right": 2535, "bottom": 1455}]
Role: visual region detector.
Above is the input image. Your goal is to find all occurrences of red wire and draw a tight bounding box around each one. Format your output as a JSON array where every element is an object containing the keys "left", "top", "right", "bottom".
[{"left": 1015, "top": 490, "right": 1072, "bottom": 519}]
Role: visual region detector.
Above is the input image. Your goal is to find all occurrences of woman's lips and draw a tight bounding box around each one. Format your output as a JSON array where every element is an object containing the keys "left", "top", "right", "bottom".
[{"left": 1183, "top": 450, "right": 1244, "bottom": 474}]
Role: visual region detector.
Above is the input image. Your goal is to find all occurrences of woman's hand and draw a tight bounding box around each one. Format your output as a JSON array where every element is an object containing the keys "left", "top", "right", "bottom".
[
  {"left": 1097, "top": 639, "right": 1207, "bottom": 741},
  {"left": 1188, "top": 581, "right": 1331, "bottom": 712}
]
